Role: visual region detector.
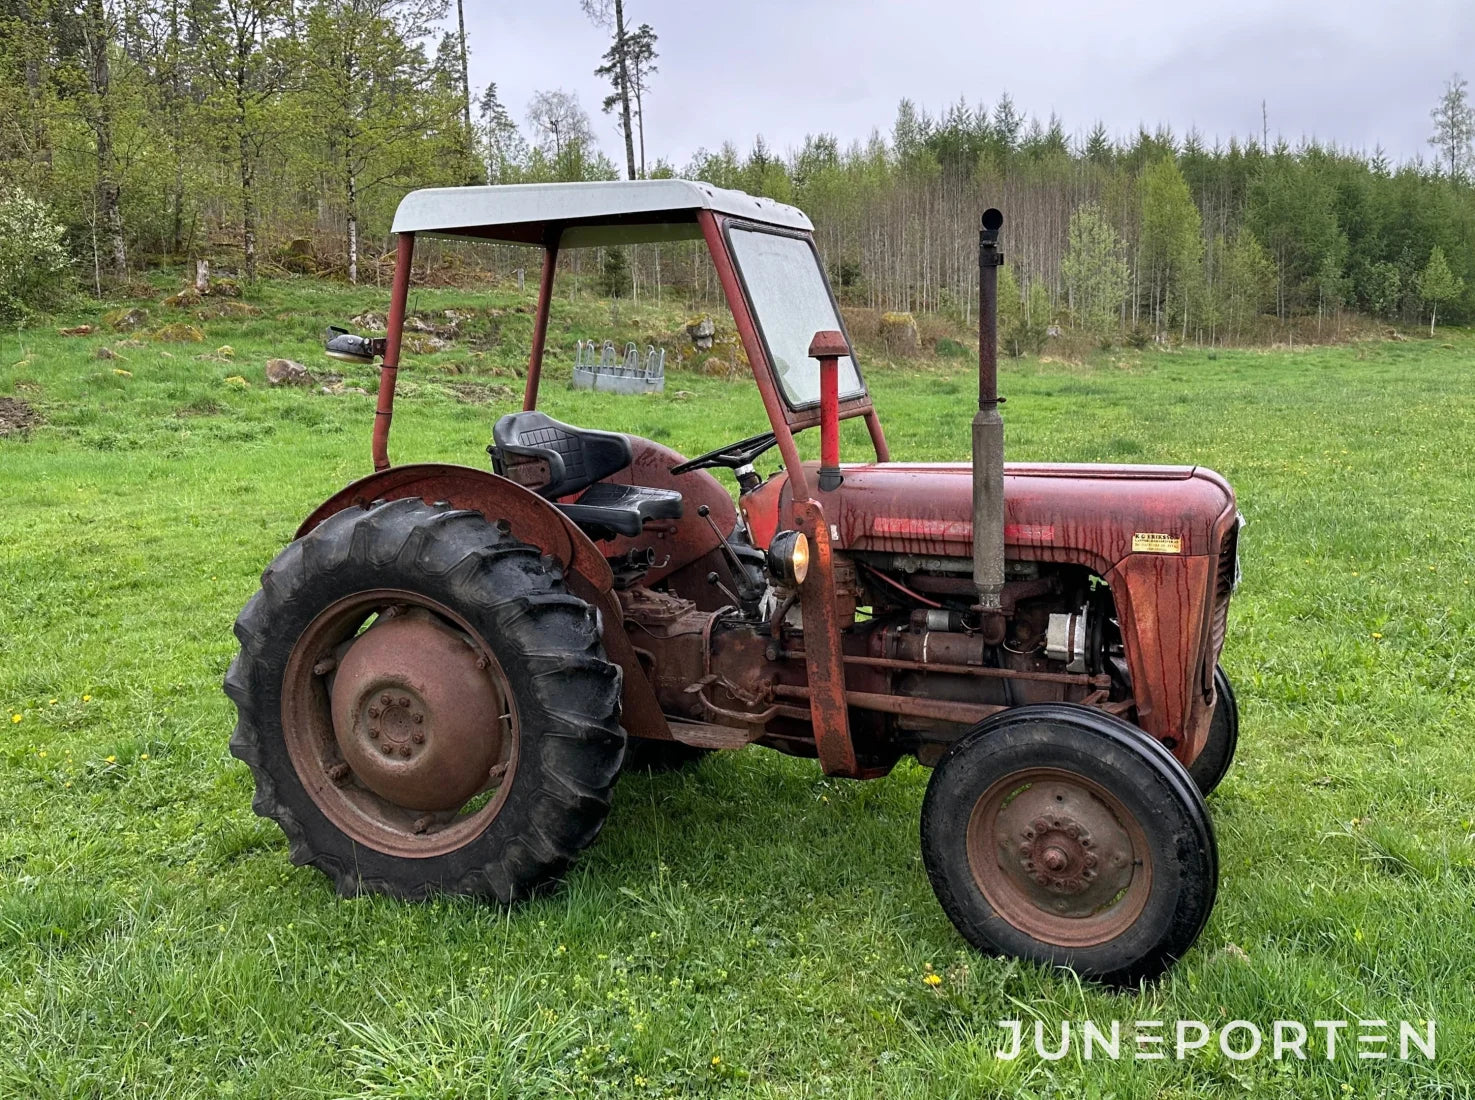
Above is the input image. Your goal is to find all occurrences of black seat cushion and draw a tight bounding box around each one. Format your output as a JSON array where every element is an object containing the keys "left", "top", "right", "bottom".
[
  {"left": 558, "top": 482, "right": 683, "bottom": 538},
  {"left": 492, "top": 411, "right": 632, "bottom": 498}
]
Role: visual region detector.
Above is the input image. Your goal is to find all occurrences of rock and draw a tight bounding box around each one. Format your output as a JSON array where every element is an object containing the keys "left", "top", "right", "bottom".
[
  {"left": 350, "top": 311, "right": 387, "bottom": 332},
  {"left": 114, "top": 338, "right": 145, "bottom": 350},
  {"left": 58, "top": 325, "right": 94, "bottom": 337},
  {"left": 404, "top": 333, "right": 450, "bottom": 355},
  {"left": 686, "top": 316, "right": 715, "bottom": 350},
  {"left": 210, "top": 277, "right": 242, "bottom": 298},
  {"left": 880, "top": 312, "right": 919, "bottom": 355},
  {"left": 701, "top": 356, "right": 732, "bottom": 376},
  {"left": 104, "top": 307, "right": 149, "bottom": 332},
  {"left": 94, "top": 346, "right": 120, "bottom": 361},
  {"left": 163, "top": 288, "right": 203, "bottom": 309},
  {"left": 266, "top": 358, "right": 312, "bottom": 386},
  {"left": 151, "top": 322, "right": 205, "bottom": 343},
  {"left": 1046, "top": 324, "right": 1063, "bottom": 338}
]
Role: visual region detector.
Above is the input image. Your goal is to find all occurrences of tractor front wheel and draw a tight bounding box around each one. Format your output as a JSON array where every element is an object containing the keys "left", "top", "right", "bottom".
[
  {"left": 225, "top": 498, "right": 626, "bottom": 901},
  {"left": 921, "top": 703, "right": 1217, "bottom": 986}
]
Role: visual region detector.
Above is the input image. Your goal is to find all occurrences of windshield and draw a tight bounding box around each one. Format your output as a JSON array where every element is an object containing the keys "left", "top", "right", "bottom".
[{"left": 727, "top": 226, "right": 864, "bottom": 407}]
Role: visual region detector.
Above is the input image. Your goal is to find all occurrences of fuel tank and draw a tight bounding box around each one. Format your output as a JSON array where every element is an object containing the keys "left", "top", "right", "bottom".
[{"left": 742, "top": 461, "right": 1237, "bottom": 572}]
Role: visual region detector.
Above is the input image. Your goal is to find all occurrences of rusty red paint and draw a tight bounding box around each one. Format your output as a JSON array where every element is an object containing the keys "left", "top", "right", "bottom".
[
  {"left": 522, "top": 240, "right": 560, "bottom": 412},
  {"left": 810, "top": 330, "right": 844, "bottom": 475},
  {"left": 790, "top": 497, "right": 857, "bottom": 776},
  {"left": 371, "top": 233, "right": 416, "bottom": 472}
]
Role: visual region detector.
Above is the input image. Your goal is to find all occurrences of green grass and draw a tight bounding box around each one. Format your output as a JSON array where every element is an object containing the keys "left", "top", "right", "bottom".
[{"left": 1, "top": 278, "right": 1473, "bottom": 1097}]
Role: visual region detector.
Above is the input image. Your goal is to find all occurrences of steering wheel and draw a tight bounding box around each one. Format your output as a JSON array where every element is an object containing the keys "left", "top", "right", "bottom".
[{"left": 668, "top": 430, "right": 779, "bottom": 476}]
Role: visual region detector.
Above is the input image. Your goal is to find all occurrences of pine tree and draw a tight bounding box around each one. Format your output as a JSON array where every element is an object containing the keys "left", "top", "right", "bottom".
[{"left": 1428, "top": 74, "right": 1474, "bottom": 178}]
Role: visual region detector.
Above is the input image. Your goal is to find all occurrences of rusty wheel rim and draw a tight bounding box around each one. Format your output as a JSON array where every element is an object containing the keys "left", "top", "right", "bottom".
[
  {"left": 282, "top": 588, "right": 519, "bottom": 858},
  {"left": 965, "top": 766, "right": 1151, "bottom": 948}
]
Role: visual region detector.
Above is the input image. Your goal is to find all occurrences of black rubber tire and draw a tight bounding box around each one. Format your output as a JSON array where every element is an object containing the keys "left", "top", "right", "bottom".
[
  {"left": 621, "top": 737, "right": 711, "bottom": 774},
  {"left": 921, "top": 703, "right": 1217, "bottom": 986},
  {"left": 1188, "top": 665, "right": 1238, "bottom": 797},
  {"left": 224, "top": 497, "right": 626, "bottom": 902}
]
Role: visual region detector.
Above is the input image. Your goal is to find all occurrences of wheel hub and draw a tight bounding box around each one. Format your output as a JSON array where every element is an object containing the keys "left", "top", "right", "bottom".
[{"left": 330, "top": 610, "right": 504, "bottom": 811}]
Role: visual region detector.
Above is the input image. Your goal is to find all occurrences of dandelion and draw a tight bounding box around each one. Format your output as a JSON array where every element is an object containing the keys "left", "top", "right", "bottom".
[
  {"left": 711, "top": 1056, "right": 721, "bottom": 1066},
  {"left": 140, "top": 753, "right": 150, "bottom": 761},
  {"left": 105, "top": 755, "right": 116, "bottom": 763},
  {"left": 48, "top": 699, "right": 57, "bottom": 705},
  {"left": 923, "top": 972, "right": 942, "bottom": 987},
  {"left": 1372, "top": 632, "right": 1383, "bottom": 639},
  {"left": 83, "top": 695, "right": 92, "bottom": 702},
  {"left": 10, "top": 714, "right": 20, "bottom": 723}
]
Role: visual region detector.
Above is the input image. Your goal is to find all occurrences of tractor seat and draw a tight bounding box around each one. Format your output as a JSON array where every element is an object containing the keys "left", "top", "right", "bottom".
[{"left": 491, "top": 411, "right": 683, "bottom": 538}]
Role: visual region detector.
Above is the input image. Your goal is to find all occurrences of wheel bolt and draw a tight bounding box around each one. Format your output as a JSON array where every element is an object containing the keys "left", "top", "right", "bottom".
[
  {"left": 399, "top": 744, "right": 412, "bottom": 758},
  {"left": 411, "top": 713, "right": 423, "bottom": 724},
  {"left": 1084, "top": 853, "right": 1097, "bottom": 869},
  {"left": 381, "top": 693, "right": 393, "bottom": 706},
  {"left": 380, "top": 741, "right": 394, "bottom": 755},
  {"left": 397, "top": 696, "right": 409, "bottom": 707},
  {"left": 411, "top": 730, "right": 425, "bottom": 744},
  {"left": 1064, "top": 824, "right": 1080, "bottom": 839},
  {"left": 368, "top": 706, "right": 381, "bottom": 718},
  {"left": 367, "top": 726, "right": 379, "bottom": 739},
  {"left": 475, "top": 655, "right": 489, "bottom": 670},
  {"left": 1034, "top": 873, "right": 1050, "bottom": 886},
  {"left": 326, "top": 763, "right": 350, "bottom": 781}
]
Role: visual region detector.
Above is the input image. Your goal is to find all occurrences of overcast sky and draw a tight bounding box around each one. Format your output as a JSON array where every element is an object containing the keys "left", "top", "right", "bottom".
[{"left": 459, "top": 0, "right": 1474, "bottom": 170}]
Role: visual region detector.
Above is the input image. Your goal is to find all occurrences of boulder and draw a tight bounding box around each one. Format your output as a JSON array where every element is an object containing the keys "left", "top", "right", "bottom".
[
  {"left": 266, "top": 358, "right": 312, "bottom": 386},
  {"left": 879, "top": 312, "right": 919, "bottom": 355},
  {"left": 151, "top": 322, "right": 205, "bottom": 343},
  {"left": 104, "top": 307, "right": 149, "bottom": 332},
  {"left": 686, "top": 316, "right": 715, "bottom": 350},
  {"left": 58, "top": 325, "right": 94, "bottom": 337}
]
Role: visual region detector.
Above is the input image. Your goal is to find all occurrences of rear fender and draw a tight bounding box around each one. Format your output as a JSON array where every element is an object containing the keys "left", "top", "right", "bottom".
[{"left": 298, "top": 463, "right": 670, "bottom": 741}]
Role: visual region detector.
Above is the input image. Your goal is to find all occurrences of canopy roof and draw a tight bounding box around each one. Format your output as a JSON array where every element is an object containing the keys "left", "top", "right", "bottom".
[{"left": 390, "top": 179, "right": 812, "bottom": 247}]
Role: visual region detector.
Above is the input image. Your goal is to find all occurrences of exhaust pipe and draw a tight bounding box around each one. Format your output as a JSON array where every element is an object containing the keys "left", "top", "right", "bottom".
[{"left": 972, "top": 209, "right": 1005, "bottom": 620}]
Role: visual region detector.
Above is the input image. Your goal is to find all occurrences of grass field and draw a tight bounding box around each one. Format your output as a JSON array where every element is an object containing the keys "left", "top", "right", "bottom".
[{"left": 2, "top": 277, "right": 1473, "bottom": 1098}]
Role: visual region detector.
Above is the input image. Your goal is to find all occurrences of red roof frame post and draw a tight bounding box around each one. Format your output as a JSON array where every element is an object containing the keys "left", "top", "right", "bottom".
[
  {"left": 372, "top": 232, "right": 416, "bottom": 472},
  {"left": 522, "top": 235, "right": 561, "bottom": 411}
]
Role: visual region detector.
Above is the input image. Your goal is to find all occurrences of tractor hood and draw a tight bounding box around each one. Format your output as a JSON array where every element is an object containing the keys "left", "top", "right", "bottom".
[{"left": 748, "top": 462, "right": 1237, "bottom": 574}]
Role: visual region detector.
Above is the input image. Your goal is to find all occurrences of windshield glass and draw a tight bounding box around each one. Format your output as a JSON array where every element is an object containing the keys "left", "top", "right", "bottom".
[{"left": 727, "top": 226, "right": 864, "bottom": 407}]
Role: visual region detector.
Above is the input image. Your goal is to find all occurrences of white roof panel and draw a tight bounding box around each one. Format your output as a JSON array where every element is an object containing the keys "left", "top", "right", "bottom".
[{"left": 390, "top": 179, "right": 812, "bottom": 244}]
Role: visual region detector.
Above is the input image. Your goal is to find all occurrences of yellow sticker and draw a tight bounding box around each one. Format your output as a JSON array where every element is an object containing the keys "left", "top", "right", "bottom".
[{"left": 1132, "top": 532, "right": 1182, "bottom": 554}]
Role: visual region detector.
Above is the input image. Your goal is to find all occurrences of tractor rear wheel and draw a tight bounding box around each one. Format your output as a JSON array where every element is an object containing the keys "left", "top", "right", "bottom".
[
  {"left": 1188, "top": 665, "right": 1238, "bottom": 796},
  {"left": 921, "top": 703, "right": 1216, "bottom": 986},
  {"left": 225, "top": 498, "right": 626, "bottom": 901}
]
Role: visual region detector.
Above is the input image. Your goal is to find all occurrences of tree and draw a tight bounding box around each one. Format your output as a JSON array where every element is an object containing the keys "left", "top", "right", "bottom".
[
  {"left": 301, "top": 0, "right": 458, "bottom": 283},
  {"left": 526, "top": 88, "right": 596, "bottom": 177},
  {"left": 477, "top": 81, "right": 525, "bottom": 182},
  {"left": 1416, "top": 246, "right": 1463, "bottom": 334},
  {"left": 1139, "top": 155, "right": 1203, "bottom": 336},
  {"left": 200, "top": 0, "right": 291, "bottom": 283},
  {"left": 580, "top": 0, "right": 636, "bottom": 179},
  {"left": 1428, "top": 74, "right": 1473, "bottom": 179},
  {"left": 594, "top": 22, "right": 656, "bottom": 177},
  {"left": 1061, "top": 202, "right": 1128, "bottom": 334},
  {"left": 80, "top": 0, "right": 127, "bottom": 281},
  {"left": 1219, "top": 230, "right": 1276, "bottom": 341}
]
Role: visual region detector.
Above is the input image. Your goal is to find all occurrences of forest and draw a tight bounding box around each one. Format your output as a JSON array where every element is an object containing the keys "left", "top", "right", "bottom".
[{"left": 2, "top": 0, "right": 1474, "bottom": 346}]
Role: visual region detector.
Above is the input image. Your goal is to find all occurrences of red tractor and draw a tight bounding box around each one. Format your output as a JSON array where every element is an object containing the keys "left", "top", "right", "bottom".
[{"left": 227, "top": 181, "right": 1241, "bottom": 984}]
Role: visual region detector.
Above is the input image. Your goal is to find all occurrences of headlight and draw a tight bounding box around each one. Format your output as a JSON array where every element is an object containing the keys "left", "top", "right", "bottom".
[{"left": 767, "top": 530, "right": 810, "bottom": 586}]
